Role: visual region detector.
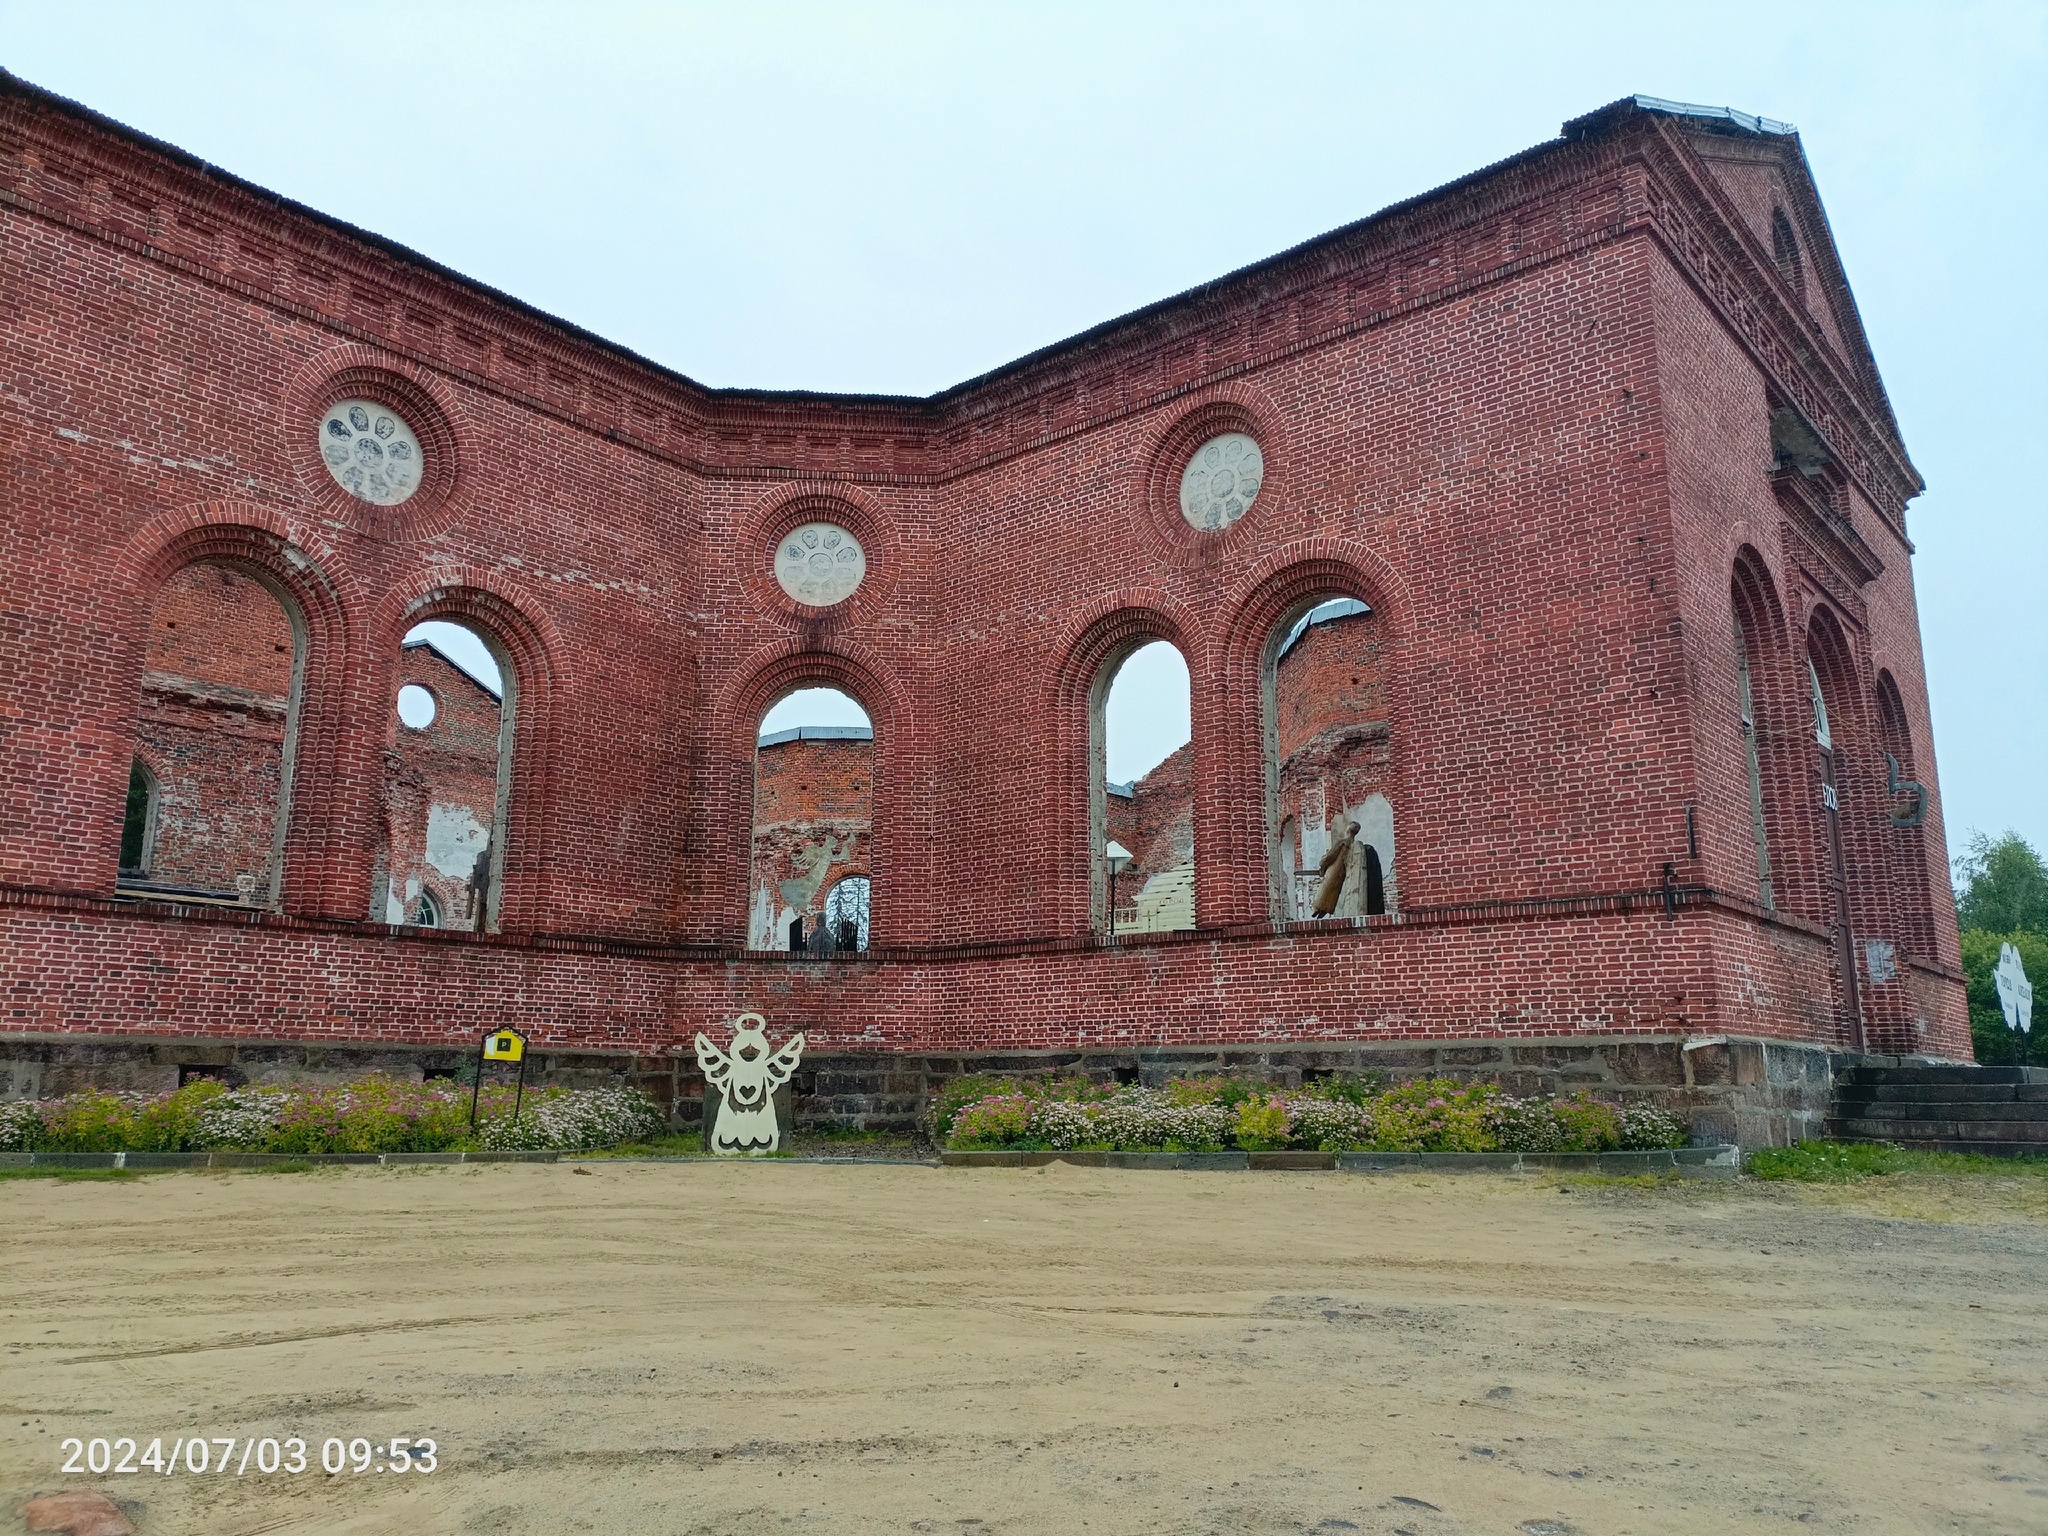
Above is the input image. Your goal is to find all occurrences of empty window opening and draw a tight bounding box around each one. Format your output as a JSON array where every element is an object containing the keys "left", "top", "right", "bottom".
[
  {"left": 120, "top": 561, "right": 301, "bottom": 907},
  {"left": 1731, "top": 607, "right": 1774, "bottom": 911},
  {"left": 120, "top": 759, "right": 159, "bottom": 876},
  {"left": 1094, "top": 641, "right": 1194, "bottom": 935},
  {"left": 1266, "top": 596, "right": 1394, "bottom": 921},
  {"left": 375, "top": 620, "right": 511, "bottom": 933},
  {"left": 823, "top": 874, "right": 871, "bottom": 952},
  {"left": 751, "top": 686, "right": 873, "bottom": 952},
  {"left": 397, "top": 684, "right": 437, "bottom": 729}
]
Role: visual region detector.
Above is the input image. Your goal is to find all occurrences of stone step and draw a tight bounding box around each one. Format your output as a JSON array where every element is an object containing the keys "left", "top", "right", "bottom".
[
  {"left": 1835, "top": 1083, "right": 2040, "bottom": 1105},
  {"left": 1831, "top": 1100, "right": 2048, "bottom": 1124},
  {"left": 1835, "top": 1065, "right": 2040, "bottom": 1086},
  {"left": 1829, "top": 1116, "right": 2048, "bottom": 1144},
  {"left": 1826, "top": 1135, "right": 2048, "bottom": 1159}
]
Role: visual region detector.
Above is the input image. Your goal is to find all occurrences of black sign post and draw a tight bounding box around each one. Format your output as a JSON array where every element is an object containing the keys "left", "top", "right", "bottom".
[{"left": 469, "top": 1028, "right": 529, "bottom": 1133}]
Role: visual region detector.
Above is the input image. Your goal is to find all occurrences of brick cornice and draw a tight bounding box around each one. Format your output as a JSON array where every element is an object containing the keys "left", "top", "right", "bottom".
[{"left": 1, "top": 79, "right": 1923, "bottom": 536}]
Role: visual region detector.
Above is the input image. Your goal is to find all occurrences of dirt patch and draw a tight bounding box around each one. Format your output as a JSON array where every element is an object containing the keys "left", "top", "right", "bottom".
[{"left": 3, "top": 1165, "right": 2045, "bottom": 1534}]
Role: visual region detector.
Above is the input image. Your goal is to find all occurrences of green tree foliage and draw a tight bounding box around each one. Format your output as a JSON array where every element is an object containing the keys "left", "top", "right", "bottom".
[
  {"left": 1953, "top": 831, "right": 2046, "bottom": 1065},
  {"left": 1954, "top": 831, "right": 2048, "bottom": 934},
  {"left": 1960, "top": 928, "right": 2048, "bottom": 1066}
]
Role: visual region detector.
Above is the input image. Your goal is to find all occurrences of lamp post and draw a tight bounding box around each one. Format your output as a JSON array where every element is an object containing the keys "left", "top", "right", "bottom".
[{"left": 1106, "top": 841, "right": 1132, "bottom": 939}]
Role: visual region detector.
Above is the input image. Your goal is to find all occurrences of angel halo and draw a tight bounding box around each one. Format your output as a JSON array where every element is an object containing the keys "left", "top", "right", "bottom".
[{"left": 695, "top": 1013, "right": 806, "bottom": 1154}]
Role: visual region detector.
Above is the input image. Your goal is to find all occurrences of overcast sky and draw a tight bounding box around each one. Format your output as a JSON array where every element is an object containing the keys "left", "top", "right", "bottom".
[{"left": 7, "top": 3, "right": 2041, "bottom": 855}]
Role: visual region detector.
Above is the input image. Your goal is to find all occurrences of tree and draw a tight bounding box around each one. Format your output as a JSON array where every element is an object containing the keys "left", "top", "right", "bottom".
[
  {"left": 1960, "top": 928, "right": 2048, "bottom": 1066},
  {"left": 1953, "top": 831, "right": 2046, "bottom": 1065},
  {"left": 1953, "top": 831, "right": 2048, "bottom": 935}
]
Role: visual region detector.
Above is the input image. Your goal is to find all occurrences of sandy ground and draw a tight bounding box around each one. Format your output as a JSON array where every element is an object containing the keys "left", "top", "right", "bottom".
[{"left": 4, "top": 1162, "right": 2047, "bottom": 1536}]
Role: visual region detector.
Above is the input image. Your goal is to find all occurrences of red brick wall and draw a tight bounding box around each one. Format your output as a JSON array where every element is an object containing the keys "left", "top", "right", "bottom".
[
  {"left": 0, "top": 82, "right": 1966, "bottom": 1060},
  {"left": 130, "top": 562, "right": 294, "bottom": 895}
]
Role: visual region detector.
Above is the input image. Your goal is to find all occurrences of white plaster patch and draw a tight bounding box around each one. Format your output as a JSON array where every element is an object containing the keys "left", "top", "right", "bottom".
[
  {"left": 425, "top": 803, "right": 489, "bottom": 878},
  {"left": 319, "top": 399, "right": 423, "bottom": 506},
  {"left": 774, "top": 522, "right": 865, "bottom": 607}
]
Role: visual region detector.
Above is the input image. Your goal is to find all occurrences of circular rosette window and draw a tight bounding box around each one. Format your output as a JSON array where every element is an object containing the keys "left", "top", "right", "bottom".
[
  {"left": 318, "top": 399, "right": 424, "bottom": 506},
  {"left": 1178, "top": 432, "right": 1265, "bottom": 532},
  {"left": 774, "top": 523, "right": 867, "bottom": 608}
]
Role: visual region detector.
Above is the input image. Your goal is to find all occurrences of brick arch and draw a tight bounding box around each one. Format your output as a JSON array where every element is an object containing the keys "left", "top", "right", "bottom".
[
  {"left": 1207, "top": 543, "right": 1414, "bottom": 927},
  {"left": 1045, "top": 591, "right": 1207, "bottom": 934},
  {"left": 737, "top": 478, "right": 902, "bottom": 629},
  {"left": 703, "top": 639, "right": 918, "bottom": 951},
  {"left": 1802, "top": 600, "right": 1878, "bottom": 1047},
  {"left": 1727, "top": 544, "right": 1808, "bottom": 917},
  {"left": 368, "top": 572, "right": 567, "bottom": 934},
  {"left": 114, "top": 502, "right": 363, "bottom": 916}
]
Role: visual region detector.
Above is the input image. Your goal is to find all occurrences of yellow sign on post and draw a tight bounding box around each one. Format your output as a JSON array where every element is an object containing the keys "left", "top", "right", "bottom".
[
  {"left": 470, "top": 1028, "right": 531, "bottom": 1131},
  {"left": 483, "top": 1029, "right": 526, "bottom": 1062}
]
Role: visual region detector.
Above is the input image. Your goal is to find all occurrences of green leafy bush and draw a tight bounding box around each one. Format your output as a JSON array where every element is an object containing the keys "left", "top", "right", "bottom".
[
  {"left": 1367, "top": 1079, "right": 1498, "bottom": 1152},
  {"left": 1232, "top": 1095, "right": 1292, "bottom": 1151},
  {"left": 934, "top": 1073, "right": 1685, "bottom": 1154},
  {"left": 0, "top": 1079, "right": 665, "bottom": 1155},
  {"left": 949, "top": 1095, "right": 1036, "bottom": 1150}
]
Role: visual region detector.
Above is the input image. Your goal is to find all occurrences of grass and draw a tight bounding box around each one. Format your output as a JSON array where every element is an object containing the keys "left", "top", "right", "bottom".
[
  {"left": 1746, "top": 1139, "right": 2048, "bottom": 1182},
  {"left": 0, "top": 1166, "right": 144, "bottom": 1183}
]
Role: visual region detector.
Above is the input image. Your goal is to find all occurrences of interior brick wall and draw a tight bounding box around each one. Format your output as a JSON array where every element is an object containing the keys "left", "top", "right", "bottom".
[
  {"left": 0, "top": 80, "right": 1968, "bottom": 1065},
  {"left": 748, "top": 735, "right": 873, "bottom": 947},
  {"left": 376, "top": 642, "right": 502, "bottom": 928}
]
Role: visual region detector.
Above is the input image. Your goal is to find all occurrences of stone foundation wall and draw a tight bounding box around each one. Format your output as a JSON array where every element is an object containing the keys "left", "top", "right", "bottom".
[{"left": 2, "top": 1030, "right": 1900, "bottom": 1149}]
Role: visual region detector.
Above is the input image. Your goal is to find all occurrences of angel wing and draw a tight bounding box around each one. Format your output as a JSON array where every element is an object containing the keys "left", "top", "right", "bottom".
[
  {"left": 762, "top": 1032, "right": 807, "bottom": 1092},
  {"left": 693, "top": 1032, "right": 732, "bottom": 1089}
]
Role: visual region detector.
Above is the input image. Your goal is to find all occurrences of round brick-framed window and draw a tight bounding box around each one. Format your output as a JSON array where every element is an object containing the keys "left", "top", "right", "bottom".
[
  {"left": 1178, "top": 432, "right": 1265, "bottom": 531},
  {"left": 773, "top": 522, "right": 867, "bottom": 608},
  {"left": 318, "top": 400, "right": 425, "bottom": 506},
  {"left": 1140, "top": 389, "right": 1286, "bottom": 554},
  {"left": 284, "top": 347, "right": 465, "bottom": 539}
]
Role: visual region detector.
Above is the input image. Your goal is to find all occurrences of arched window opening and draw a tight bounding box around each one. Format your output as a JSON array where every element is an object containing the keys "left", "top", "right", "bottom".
[
  {"left": 823, "top": 875, "right": 871, "bottom": 952},
  {"left": 1875, "top": 670, "right": 1934, "bottom": 957},
  {"left": 1808, "top": 622, "right": 1864, "bottom": 1046},
  {"left": 1771, "top": 207, "right": 1807, "bottom": 302},
  {"left": 376, "top": 620, "right": 511, "bottom": 933},
  {"left": 1731, "top": 607, "right": 1774, "bottom": 911},
  {"left": 1092, "top": 641, "right": 1194, "bottom": 935},
  {"left": 119, "top": 759, "right": 159, "bottom": 876},
  {"left": 121, "top": 561, "right": 301, "bottom": 906},
  {"left": 1264, "top": 597, "right": 1393, "bottom": 922},
  {"left": 751, "top": 687, "right": 873, "bottom": 953}
]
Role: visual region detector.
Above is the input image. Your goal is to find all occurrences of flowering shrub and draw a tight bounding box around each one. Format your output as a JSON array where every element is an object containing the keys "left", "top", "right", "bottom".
[
  {"left": 1617, "top": 1104, "right": 1690, "bottom": 1151},
  {"left": 922, "top": 1074, "right": 1109, "bottom": 1144},
  {"left": 1290, "top": 1097, "right": 1375, "bottom": 1151},
  {"left": 475, "top": 1086, "right": 665, "bottom": 1151},
  {"left": 0, "top": 1078, "right": 665, "bottom": 1155},
  {"left": 949, "top": 1095, "right": 1035, "bottom": 1150},
  {"left": 938, "top": 1074, "right": 1690, "bottom": 1154}
]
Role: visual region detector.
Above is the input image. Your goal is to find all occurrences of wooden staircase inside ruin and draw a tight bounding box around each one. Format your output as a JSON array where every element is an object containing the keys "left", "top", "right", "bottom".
[{"left": 1828, "top": 1064, "right": 2048, "bottom": 1157}]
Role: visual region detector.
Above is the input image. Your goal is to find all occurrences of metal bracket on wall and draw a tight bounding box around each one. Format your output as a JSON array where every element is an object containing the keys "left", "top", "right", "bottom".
[{"left": 1884, "top": 752, "right": 1927, "bottom": 828}]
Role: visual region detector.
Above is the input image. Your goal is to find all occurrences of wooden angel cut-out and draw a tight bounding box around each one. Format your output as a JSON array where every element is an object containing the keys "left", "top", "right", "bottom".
[{"left": 695, "top": 1013, "right": 806, "bottom": 1154}]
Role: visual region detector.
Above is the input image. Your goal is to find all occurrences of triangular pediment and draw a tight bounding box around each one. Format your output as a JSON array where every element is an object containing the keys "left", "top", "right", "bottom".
[{"left": 1661, "top": 110, "right": 1898, "bottom": 440}]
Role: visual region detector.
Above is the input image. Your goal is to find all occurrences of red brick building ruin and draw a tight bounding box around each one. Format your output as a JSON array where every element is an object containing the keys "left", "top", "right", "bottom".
[{"left": 0, "top": 75, "right": 1967, "bottom": 1138}]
